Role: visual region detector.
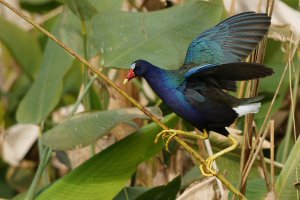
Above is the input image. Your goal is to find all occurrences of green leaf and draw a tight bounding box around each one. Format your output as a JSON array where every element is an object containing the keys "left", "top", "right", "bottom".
[
  {"left": 42, "top": 107, "right": 162, "bottom": 150},
  {"left": 62, "top": 60, "right": 82, "bottom": 97},
  {"left": 36, "top": 114, "right": 178, "bottom": 200},
  {"left": 246, "top": 178, "right": 268, "bottom": 200},
  {"left": 0, "top": 17, "right": 42, "bottom": 79},
  {"left": 58, "top": 9, "right": 85, "bottom": 56},
  {"left": 11, "top": 192, "right": 27, "bottom": 200},
  {"left": 92, "top": 0, "right": 224, "bottom": 69},
  {"left": 20, "top": 0, "right": 54, "bottom": 4},
  {"left": 16, "top": 13, "right": 77, "bottom": 124},
  {"left": 276, "top": 136, "right": 295, "bottom": 163},
  {"left": 5, "top": 74, "right": 32, "bottom": 125},
  {"left": 135, "top": 175, "right": 181, "bottom": 200},
  {"left": 88, "top": 0, "right": 123, "bottom": 12},
  {"left": 114, "top": 187, "right": 148, "bottom": 200},
  {"left": 60, "top": 0, "right": 97, "bottom": 20},
  {"left": 20, "top": 0, "right": 61, "bottom": 13},
  {"left": 275, "top": 137, "right": 300, "bottom": 199},
  {"left": 16, "top": 0, "right": 126, "bottom": 124},
  {"left": 281, "top": 0, "right": 300, "bottom": 10}
]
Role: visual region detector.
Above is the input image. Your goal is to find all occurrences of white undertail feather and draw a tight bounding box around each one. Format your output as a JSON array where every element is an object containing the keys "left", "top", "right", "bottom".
[{"left": 233, "top": 102, "right": 261, "bottom": 117}]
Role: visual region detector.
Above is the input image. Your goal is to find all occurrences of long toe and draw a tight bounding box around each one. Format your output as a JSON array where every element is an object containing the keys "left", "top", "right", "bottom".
[{"left": 199, "top": 164, "right": 215, "bottom": 177}]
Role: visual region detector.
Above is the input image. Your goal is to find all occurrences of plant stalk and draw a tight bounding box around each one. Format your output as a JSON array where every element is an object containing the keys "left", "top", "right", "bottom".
[{"left": 25, "top": 140, "right": 52, "bottom": 200}]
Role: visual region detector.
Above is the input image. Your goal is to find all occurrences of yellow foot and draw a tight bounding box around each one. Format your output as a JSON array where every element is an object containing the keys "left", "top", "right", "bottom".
[
  {"left": 199, "top": 134, "right": 239, "bottom": 177},
  {"left": 199, "top": 157, "right": 217, "bottom": 177},
  {"left": 154, "top": 129, "right": 208, "bottom": 152}
]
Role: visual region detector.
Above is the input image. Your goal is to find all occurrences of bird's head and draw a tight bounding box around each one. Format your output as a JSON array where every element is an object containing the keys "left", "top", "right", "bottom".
[{"left": 123, "top": 60, "right": 151, "bottom": 84}]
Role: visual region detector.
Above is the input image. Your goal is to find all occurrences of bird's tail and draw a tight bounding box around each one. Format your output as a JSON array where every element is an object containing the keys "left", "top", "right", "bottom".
[{"left": 233, "top": 102, "right": 261, "bottom": 117}]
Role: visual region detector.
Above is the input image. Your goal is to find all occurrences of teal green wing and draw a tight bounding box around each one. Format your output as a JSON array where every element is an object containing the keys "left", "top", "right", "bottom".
[{"left": 180, "top": 12, "right": 270, "bottom": 73}]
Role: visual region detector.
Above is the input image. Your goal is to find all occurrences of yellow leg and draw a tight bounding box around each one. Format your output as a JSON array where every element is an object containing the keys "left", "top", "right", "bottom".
[
  {"left": 155, "top": 129, "right": 208, "bottom": 152},
  {"left": 200, "top": 134, "right": 239, "bottom": 176}
]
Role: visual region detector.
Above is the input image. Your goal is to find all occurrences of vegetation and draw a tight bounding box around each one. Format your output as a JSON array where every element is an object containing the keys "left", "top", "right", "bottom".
[{"left": 0, "top": 0, "right": 299, "bottom": 199}]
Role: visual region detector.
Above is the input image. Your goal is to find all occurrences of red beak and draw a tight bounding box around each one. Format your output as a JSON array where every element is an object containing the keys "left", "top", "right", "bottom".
[{"left": 123, "top": 69, "right": 135, "bottom": 84}]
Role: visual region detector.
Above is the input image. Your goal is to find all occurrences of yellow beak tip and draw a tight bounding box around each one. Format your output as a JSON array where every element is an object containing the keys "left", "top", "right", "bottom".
[{"left": 123, "top": 79, "right": 129, "bottom": 85}]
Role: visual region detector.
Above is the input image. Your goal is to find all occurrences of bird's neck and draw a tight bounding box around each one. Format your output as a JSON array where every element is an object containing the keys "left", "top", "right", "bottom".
[
  {"left": 143, "top": 65, "right": 163, "bottom": 80},
  {"left": 143, "top": 66, "right": 182, "bottom": 95}
]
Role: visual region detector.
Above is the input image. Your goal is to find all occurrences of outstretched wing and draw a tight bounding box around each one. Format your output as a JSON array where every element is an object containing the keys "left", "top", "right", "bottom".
[
  {"left": 184, "top": 62, "right": 274, "bottom": 80},
  {"left": 184, "top": 62, "right": 274, "bottom": 91},
  {"left": 180, "top": 12, "right": 271, "bottom": 73}
]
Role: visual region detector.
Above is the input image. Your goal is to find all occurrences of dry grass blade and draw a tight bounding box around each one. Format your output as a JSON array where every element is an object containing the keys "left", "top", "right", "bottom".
[
  {"left": 239, "top": 0, "right": 276, "bottom": 193},
  {"left": 270, "top": 120, "right": 275, "bottom": 191},
  {"left": 242, "top": 121, "right": 271, "bottom": 183},
  {"left": 242, "top": 39, "right": 299, "bottom": 189}
]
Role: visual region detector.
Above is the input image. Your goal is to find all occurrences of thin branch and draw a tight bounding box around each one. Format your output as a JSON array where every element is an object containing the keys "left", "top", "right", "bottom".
[
  {"left": 258, "top": 146, "right": 271, "bottom": 191},
  {"left": 270, "top": 120, "right": 275, "bottom": 191},
  {"left": 242, "top": 121, "right": 271, "bottom": 185}
]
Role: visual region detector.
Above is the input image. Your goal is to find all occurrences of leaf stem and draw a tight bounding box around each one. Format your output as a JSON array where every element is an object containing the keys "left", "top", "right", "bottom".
[
  {"left": 25, "top": 139, "right": 52, "bottom": 200},
  {"left": 81, "top": 18, "right": 95, "bottom": 156},
  {"left": 0, "top": 1, "right": 246, "bottom": 198},
  {"left": 70, "top": 75, "right": 97, "bottom": 115}
]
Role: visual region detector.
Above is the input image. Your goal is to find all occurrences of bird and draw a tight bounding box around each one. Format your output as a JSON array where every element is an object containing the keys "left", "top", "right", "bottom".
[{"left": 123, "top": 12, "right": 273, "bottom": 176}]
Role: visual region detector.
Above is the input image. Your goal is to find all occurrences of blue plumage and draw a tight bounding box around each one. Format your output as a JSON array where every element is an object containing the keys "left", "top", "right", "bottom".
[
  {"left": 181, "top": 12, "right": 271, "bottom": 72},
  {"left": 124, "top": 12, "right": 274, "bottom": 136}
]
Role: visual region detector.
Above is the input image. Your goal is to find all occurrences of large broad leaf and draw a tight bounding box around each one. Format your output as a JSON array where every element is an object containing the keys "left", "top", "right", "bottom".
[
  {"left": 16, "top": 0, "right": 126, "bottom": 124},
  {"left": 135, "top": 175, "right": 181, "bottom": 200},
  {"left": 16, "top": 14, "right": 74, "bottom": 124},
  {"left": 20, "top": 0, "right": 60, "bottom": 13},
  {"left": 60, "top": 0, "right": 97, "bottom": 20},
  {"left": 42, "top": 107, "right": 162, "bottom": 150},
  {"left": 276, "top": 136, "right": 295, "bottom": 163},
  {"left": 92, "top": 0, "right": 224, "bottom": 69},
  {"left": 36, "top": 114, "right": 178, "bottom": 200},
  {"left": 60, "top": 0, "right": 123, "bottom": 19},
  {"left": 21, "top": 0, "right": 53, "bottom": 3},
  {"left": 16, "top": 5, "right": 95, "bottom": 124},
  {"left": 282, "top": 0, "right": 300, "bottom": 10},
  {"left": 245, "top": 178, "right": 268, "bottom": 200},
  {"left": 88, "top": 0, "right": 123, "bottom": 12},
  {"left": 0, "top": 17, "right": 42, "bottom": 79},
  {"left": 114, "top": 187, "right": 148, "bottom": 200},
  {"left": 275, "top": 137, "right": 300, "bottom": 199}
]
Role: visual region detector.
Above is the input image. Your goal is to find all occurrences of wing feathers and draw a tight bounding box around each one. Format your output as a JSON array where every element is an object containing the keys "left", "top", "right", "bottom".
[
  {"left": 181, "top": 12, "right": 271, "bottom": 72},
  {"left": 209, "top": 63, "right": 274, "bottom": 80},
  {"left": 219, "top": 12, "right": 268, "bottom": 25},
  {"left": 185, "top": 62, "right": 274, "bottom": 81}
]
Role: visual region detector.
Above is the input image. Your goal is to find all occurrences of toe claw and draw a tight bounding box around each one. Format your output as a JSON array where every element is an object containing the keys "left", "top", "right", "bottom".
[
  {"left": 154, "top": 129, "right": 178, "bottom": 151},
  {"left": 199, "top": 157, "right": 218, "bottom": 177},
  {"left": 199, "top": 164, "right": 215, "bottom": 177},
  {"left": 165, "top": 132, "right": 177, "bottom": 150},
  {"left": 155, "top": 129, "right": 208, "bottom": 152}
]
